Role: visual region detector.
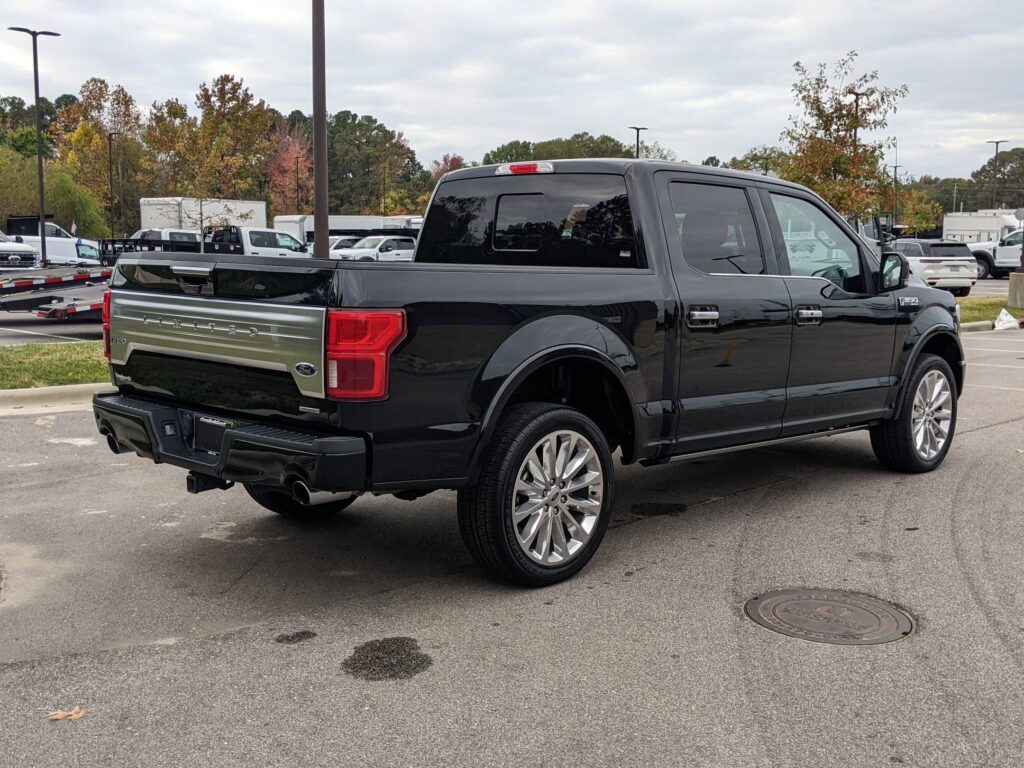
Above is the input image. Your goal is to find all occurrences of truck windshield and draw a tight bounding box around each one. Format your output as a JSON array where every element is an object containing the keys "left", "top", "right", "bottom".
[{"left": 352, "top": 237, "right": 384, "bottom": 249}]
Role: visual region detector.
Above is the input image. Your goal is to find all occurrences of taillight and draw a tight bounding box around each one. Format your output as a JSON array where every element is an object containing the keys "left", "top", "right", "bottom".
[
  {"left": 325, "top": 309, "right": 406, "bottom": 400},
  {"left": 102, "top": 290, "right": 112, "bottom": 360},
  {"left": 495, "top": 161, "right": 554, "bottom": 175}
]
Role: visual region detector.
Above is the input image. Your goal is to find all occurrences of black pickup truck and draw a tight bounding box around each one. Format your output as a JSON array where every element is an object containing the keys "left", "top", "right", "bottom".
[{"left": 93, "top": 159, "right": 964, "bottom": 585}]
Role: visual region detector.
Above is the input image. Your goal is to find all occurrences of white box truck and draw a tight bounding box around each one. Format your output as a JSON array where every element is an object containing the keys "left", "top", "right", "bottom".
[
  {"left": 140, "top": 198, "right": 268, "bottom": 230},
  {"left": 273, "top": 214, "right": 423, "bottom": 243},
  {"left": 942, "top": 210, "right": 1019, "bottom": 244}
]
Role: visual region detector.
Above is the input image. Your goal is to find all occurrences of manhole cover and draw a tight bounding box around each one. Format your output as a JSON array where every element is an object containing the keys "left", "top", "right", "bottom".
[{"left": 745, "top": 589, "right": 914, "bottom": 645}]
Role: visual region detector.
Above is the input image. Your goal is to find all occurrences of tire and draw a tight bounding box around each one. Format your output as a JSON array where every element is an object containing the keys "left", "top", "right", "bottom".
[
  {"left": 870, "top": 353, "right": 957, "bottom": 473},
  {"left": 244, "top": 484, "right": 356, "bottom": 520},
  {"left": 973, "top": 255, "right": 991, "bottom": 280},
  {"left": 457, "top": 403, "right": 615, "bottom": 586},
  {"left": 950, "top": 287, "right": 970, "bottom": 297}
]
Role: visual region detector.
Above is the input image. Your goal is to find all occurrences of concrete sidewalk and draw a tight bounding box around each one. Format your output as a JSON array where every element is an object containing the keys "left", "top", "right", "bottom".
[{"left": 0, "top": 381, "right": 110, "bottom": 416}]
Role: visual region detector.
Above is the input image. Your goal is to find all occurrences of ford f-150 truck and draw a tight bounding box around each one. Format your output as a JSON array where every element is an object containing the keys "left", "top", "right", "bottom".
[{"left": 93, "top": 159, "right": 964, "bottom": 585}]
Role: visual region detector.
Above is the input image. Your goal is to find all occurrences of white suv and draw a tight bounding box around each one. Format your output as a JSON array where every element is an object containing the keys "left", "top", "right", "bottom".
[{"left": 330, "top": 235, "right": 416, "bottom": 262}]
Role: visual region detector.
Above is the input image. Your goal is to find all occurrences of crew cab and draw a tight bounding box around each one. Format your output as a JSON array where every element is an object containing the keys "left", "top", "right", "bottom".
[
  {"left": 972, "top": 228, "right": 1022, "bottom": 279},
  {"left": 330, "top": 235, "right": 416, "bottom": 262},
  {"left": 93, "top": 160, "right": 964, "bottom": 586},
  {"left": 204, "top": 226, "right": 309, "bottom": 258},
  {"left": 893, "top": 239, "right": 978, "bottom": 296}
]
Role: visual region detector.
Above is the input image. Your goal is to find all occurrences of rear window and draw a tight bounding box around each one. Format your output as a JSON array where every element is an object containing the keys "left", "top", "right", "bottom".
[
  {"left": 416, "top": 174, "right": 640, "bottom": 268},
  {"left": 929, "top": 243, "right": 973, "bottom": 260}
]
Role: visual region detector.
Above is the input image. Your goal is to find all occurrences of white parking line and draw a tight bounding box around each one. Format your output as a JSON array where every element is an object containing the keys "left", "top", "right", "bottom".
[
  {"left": 0, "top": 325, "right": 83, "bottom": 342},
  {"left": 968, "top": 363, "right": 1024, "bottom": 370},
  {"left": 962, "top": 347, "right": 1024, "bottom": 353},
  {"left": 967, "top": 384, "right": 1024, "bottom": 392}
]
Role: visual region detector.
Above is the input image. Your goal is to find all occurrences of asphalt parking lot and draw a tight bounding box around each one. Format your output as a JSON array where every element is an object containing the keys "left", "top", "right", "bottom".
[
  {"left": 971, "top": 277, "right": 1012, "bottom": 297},
  {"left": 1, "top": 330, "right": 1022, "bottom": 767}
]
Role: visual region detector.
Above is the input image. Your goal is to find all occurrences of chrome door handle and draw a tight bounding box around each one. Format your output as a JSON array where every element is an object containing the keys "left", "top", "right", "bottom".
[
  {"left": 795, "top": 307, "right": 823, "bottom": 324},
  {"left": 687, "top": 307, "right": 719, "bottom": 328}
]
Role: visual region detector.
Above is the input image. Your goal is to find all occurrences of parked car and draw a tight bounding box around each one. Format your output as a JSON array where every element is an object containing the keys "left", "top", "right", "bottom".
[
  {"left": 15, "top": 234, "right": 102, "bottom": 266},
  {"left": 893, "top": 239, "right": 977, "bottom": 296},
  {"left": 203, "top": 226, "right": 309, "bottom": 258},
  {"left": 0, "top": 230, "right": 40, "bottom": 269},
  {"left": 971, "top": 228, "right": 1022, "bottom": 279},
  {"left": 330, "top": 235, "right": 416, "bottom": 262},
  {"left": 94, "top": 159, "right": 963, "bottom": 586}
]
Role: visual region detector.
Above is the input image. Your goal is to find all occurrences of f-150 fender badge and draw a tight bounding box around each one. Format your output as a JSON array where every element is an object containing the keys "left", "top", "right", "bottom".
[
  {"left": 294, "top": 362, "right": 318, "bottom": 377},
  {"left": 898, "top": 296, "right": 920, "bottom": 309}
]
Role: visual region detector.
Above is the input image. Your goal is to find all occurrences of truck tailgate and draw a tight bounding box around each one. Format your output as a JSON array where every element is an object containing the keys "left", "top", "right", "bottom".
[{"left": 108, "top": 256, "right": 338, "bottom": 425}]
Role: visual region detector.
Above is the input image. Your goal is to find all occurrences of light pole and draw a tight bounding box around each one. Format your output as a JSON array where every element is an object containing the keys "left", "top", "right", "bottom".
[
  {"left": 107, "top": 131, "right": 121, "bottom": 238},
  {"left": 311, "top": 0, "right": 328, "bottom": 259},
  {"left": 294, "top": 154, "right": 300, "bottom": 213},
  {"left": 8, "top": 26, "right": 61, "bottom": 268},
  {"left": 847, "top": 89, "right": 869, "bottom": 159},
  {"left": 627, "top": 126, "right": 647, "bottom": 159},
  {"left": 889, "top": 164, "right": 903, "bottom": 224},
  {"left": 985, "top": 139, "right": 1007, "bottom": 208}
]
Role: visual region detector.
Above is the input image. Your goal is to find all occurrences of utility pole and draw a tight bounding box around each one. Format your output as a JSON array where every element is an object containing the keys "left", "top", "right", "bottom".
[
  {"left": 627, "top": 126, "right": 648, "bottom": 159},
  {"left": 952, "top": 182, "right": 957, "bottom": 213},
  {"left": 985, "top": 139, "right": 1007, "bottom": 208},
  {"left": 107, "top": 131, "right": 121, "bottom": 238},
  {"left": 311, "top": 0, "right": 328, "bottom": 259},
  {"left": 8, "top": 26, "right": 61, "bottom": 267},
  {"left": 294, "top": 154, "right": 300, "bottom": 213}
]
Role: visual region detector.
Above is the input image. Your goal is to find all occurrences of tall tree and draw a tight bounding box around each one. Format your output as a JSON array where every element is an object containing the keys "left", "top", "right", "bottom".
[
  {"left": 430, "top": 153, "right": 467, "bottom": 179},
  {"left": 779, "top": 51, "right": 907, "bottom": 219},
  {"left": 265, "top": 122, "right": 313, "bottom": 217},
  {"left": 725, "top": 145, "right": 788, "bottom": 175},
  {"left": 971, "top": 147, "right": 1024, "bottom": 209}
]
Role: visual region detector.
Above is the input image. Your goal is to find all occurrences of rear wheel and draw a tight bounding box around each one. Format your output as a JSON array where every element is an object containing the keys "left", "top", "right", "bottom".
[
  {"left": 870, "top": 354, "right": 957, "bottom": 473},
  {"left": 244, "top": 484, "right": 356, "bottom": 520},
  {"left": 458, "top": 403, "right": 614, "bottom": 586}
]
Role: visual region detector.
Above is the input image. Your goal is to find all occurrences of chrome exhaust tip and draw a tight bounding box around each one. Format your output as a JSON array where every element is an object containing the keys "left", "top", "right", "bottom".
[{"left": 292, "top": 480, "right": 354, "bottom": 507}]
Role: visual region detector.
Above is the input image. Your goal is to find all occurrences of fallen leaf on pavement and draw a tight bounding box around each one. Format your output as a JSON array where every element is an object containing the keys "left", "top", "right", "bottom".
[{"left": 47, "top": 707, "right": 86, "bottom": 721}]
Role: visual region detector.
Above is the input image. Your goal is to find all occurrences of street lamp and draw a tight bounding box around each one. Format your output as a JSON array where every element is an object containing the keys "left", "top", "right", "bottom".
[
  {"left": 847, "top": 88, "right": 869, "bottom": 158},
  {"left": 107, "top": 131, "right": 121, "bottom": 239},
  {"left": 890, "top": 164, "right": 903, "bottom": 224},
  {"left": 627, "top": 126, "right": 648, "bottom": 159},
  {"left": 8, "top": 26, "right": 61, "bottom": 268},
  {"left": 985, "top": 139, "right": 1008, "bottom": 208}
]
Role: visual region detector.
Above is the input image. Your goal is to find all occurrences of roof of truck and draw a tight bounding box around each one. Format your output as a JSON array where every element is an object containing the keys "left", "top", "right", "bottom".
[{"left": 442, "top": 158, "right": 808, "bottom": 191}]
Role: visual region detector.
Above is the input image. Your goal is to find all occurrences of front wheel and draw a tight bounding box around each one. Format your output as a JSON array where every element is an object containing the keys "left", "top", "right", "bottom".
[
  {"left": 870, "top": 354, "right": 957, "bottom": 473},
  {"left": 973, "top": 256, "right": 990, "bottom": 280},
  {"left": 458, "top": 403, "right": 614, "bottom": 586}
]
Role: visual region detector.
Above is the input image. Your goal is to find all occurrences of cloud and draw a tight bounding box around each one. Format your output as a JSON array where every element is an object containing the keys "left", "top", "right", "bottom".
[{"left": 1, "top": 0, "right": 1019, "bottom": 178}]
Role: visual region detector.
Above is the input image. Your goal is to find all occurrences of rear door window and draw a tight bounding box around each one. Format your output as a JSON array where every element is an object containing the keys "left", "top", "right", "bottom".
[
  {"left": 417, "top": 174, "right": 640, "bottom": 268},
  {"left": 667, "top": 182, "right": 765, "bottom": 275}
]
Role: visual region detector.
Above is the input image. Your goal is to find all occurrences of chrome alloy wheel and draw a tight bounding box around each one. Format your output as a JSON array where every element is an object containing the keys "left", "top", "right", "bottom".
[
  {"left": 911, "top": 369, "right": 953, "bottom": 461},
  {"left": 511, "top": 429, "right": 604, "bottom": 566}
]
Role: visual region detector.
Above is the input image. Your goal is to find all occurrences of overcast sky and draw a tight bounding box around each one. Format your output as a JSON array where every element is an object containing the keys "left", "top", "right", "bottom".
[{"left": 1, "top": 0, "right": 1019, "bottom": 179}]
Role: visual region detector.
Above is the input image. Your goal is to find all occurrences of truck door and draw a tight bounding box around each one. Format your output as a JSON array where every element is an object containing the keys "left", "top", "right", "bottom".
[
  {"left": 656, "top": 172, "right": 792, "bottom": 452},
  {"left": 759, "top": 189, "right": 897, "bottom": 434}
]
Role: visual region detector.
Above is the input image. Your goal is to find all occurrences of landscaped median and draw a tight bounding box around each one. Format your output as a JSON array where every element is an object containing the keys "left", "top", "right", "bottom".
[
  {"left": 0, "top": 341, "right": 108, "bottom": 390},
  {"left": 957, "top": 297, "right": 1023, "bottom": 330}
]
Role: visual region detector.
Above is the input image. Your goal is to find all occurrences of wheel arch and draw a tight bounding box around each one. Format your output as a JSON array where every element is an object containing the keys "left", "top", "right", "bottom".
[
  {"left": 468, "top": 345, "right": 640, "bottom": 484},
  {"left": 891, "top": 326, "right": 964, "bottom": 419}
]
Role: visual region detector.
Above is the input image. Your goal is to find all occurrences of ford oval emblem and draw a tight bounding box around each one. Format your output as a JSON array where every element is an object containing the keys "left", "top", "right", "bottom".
[{"left": 294, "top": 362, "right": 318, "bottom": 377}]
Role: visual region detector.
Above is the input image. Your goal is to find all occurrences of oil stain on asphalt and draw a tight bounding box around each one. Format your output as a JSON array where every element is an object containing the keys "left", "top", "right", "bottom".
[
  {"left": 275, "top": 630, "right": 317, "bottom": 644},
  {"left": 342, "top": 637, "right": 432, "bottom": 681}
]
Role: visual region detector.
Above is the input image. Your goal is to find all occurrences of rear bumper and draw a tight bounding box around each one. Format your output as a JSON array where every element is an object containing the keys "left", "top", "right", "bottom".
[{"left": 93, "top": 391, "right": 368, "bottom": 492}]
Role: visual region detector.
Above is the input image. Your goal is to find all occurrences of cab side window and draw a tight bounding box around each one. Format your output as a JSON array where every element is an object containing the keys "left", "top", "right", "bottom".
[
  {"left": 769, "top": 194, "right": 866, "bottom": 293},
  {"left": 667, "top": 182, "right": 765, "bottom": 275}
]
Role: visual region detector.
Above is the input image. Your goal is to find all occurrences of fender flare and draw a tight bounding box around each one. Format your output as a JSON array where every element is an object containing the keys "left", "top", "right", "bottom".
[
  {"left": 890, "top": 324, "right": 964, "bottom": 419},
  {"left": 467, "top": 344, "right": 639, "bottom": 483}
]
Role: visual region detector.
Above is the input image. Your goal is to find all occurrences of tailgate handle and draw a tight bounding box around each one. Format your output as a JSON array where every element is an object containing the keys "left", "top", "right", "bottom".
[{"left": 171, "top": 266, "right": 211, "bottom": 277}]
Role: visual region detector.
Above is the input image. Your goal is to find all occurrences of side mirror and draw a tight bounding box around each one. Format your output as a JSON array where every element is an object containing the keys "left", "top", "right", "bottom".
[
  {"left": 14, "top": 235, "right": 23, "bottom": 243},
  {"left": 998, "top": 239, "right": 1007, "bottom": 247},
  {"left": 299, "top": 243, "right": 308, "bottom": 253},
  {"left": 879, "top": 251, "right": 909, "bottom": 292}
]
